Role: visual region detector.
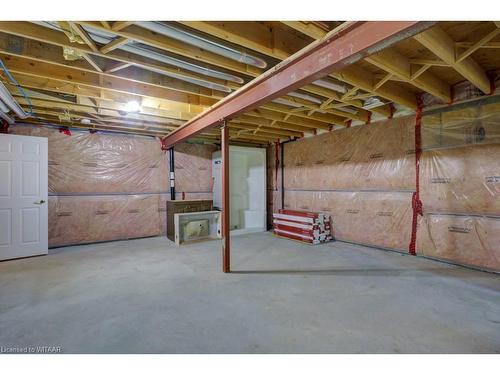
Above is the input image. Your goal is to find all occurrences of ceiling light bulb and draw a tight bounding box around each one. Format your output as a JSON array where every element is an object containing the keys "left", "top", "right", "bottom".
[{"left": 123, "top": 101, "right": 141, "bottom": 113}]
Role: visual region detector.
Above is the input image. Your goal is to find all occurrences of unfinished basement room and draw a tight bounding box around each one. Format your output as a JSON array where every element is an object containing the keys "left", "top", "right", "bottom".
[{"left": 1, "top": 2, "right": 500, "bottom": 362}]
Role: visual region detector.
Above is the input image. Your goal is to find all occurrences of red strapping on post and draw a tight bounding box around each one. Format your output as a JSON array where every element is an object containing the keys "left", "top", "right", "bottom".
[
  {"left": 408, "top": 94, "right": 424, "bottom": 256},
  {"left": 160, "top": 137, "right": 168, "bottom": 151},
  {"left": 58, "top": 127, "right": 71, "bottom": 136},
  {"left": 274, "top": 141, "right": 280, "bottom": 189},
  {"left": 365, "top": 112, "right": 372, "bottom": 125},
  {"left": 388, "top": 103, "right": 396, "bottom": 119},
  {"left": 0, "top": 119, "right": 9, "bottom": 134},
  {"left": 345, "top": 120, "right": 352, "bottom": 128}
]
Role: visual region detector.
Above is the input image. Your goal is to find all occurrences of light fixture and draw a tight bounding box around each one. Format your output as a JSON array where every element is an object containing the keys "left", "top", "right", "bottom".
[{"left": 122, "top": 100, "right": 141, "bottom": 113}]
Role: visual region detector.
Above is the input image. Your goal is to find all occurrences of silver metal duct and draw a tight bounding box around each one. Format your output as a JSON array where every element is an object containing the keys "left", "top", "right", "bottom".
[
  {"left": 0, "top": 99, "right": 15, "bottom": 124},
  {"left": 82, "top": 24, "right": 244, "bottom": 84},
  {"left": 0, "top": 81, "right": 28, "bottom": 119},
  {"left": 287, "top": 91, "right": 323, "bottom": 104},
  {"left": 31, "top": 22, "right": 243, "bottom": 89},
  {"left": 135, "top": 21, "right": 267, "bottom": 69},
  {"left": 313, "top": 79, "right": 347, "bottom": 94},
  {"left": 0, "top": 109, "right": 15, "bottom": 124}
]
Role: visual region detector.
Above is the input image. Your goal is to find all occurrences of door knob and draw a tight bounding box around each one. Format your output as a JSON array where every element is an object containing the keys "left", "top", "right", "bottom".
[{"left": 34, "top": 200, "right": 46, "bottom": 205}]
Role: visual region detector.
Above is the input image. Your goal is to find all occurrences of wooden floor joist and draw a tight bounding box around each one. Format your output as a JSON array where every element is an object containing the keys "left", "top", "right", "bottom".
[{"left": 162, "top": 21, "right": 433, "bottom": 148}]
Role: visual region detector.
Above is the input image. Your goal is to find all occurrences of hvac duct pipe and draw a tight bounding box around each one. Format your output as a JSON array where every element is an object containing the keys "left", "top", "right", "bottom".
[
  {"left": 0, "top": 81, "right": 28, "bottom": 119},
  {"left": 136, "top": 22, "right": 267, "bottom": 69},
  {"left": 168, "top": 147, "right": 175, "bottom": 201},
  {"left": 78, "top": 23, "right": 244, "bottom": 84},
  {"left": 31, "top": 22, "right": 243, "bottom": 86},
  {"left": 0, "top": 109, "right": 14, "bottom": 124},
  {"left": 81, "top": 32, "right": 231, "bottom": 92}
]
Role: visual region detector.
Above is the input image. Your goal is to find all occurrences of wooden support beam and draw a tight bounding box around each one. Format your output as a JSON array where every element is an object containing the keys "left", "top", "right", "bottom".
[
  {"left": 81, "top": 53, "right": 103, "bottom": 72},
  {"left": 331, "top": 65, "right": 418, "bottom": 109},
  {"left": 456, "top": 28, "right": 500, "bottom": 63},
  {"left": 281, "top": 21, "right": 329, "bottom": 40},
  {"left": 455, "top": 41, "right": 500, "bottom": 49},
  {"left": 0, "top": 26, "right": 238, "bottom": 93},
  {"left": 68, "top": 22, "right": 99, "bottom": 52},
  {"left": 105, "top": 62, "right": 132, "bottom": 73},
  {"left": 100, "top": 21, "right": 111, "bottom": 29},
  {"left": 162, "top": 21, "right": 432, "bottom": 148},
  {"left": 112, "top": 21, "right": 134, "bottom": 32},
  {"left": 414, "top": 25, "right": 491, "bottom": 94},
  {"left": 100, "top": 37, "right": 130, "bottom": 54},
  {"left": 7, "top": 82, "right": 200, "bottom": 122},
  {"left": 179, "top": 21, "right": 396, "bottom": 115},
  {"left": 0, "top": 52, "right": 219, "bottom": 104},
  {"left": 77, "top": 21, "right": 262, "bottom": 77},
  {"left": 365, "top": 48, "right": 451, "bottom": 102},
  {"left": 373, "top": 73, "right": 393, "bottom": 91},
  {"left": 409, "top": 59, "right": 450, "bottom": 66}
]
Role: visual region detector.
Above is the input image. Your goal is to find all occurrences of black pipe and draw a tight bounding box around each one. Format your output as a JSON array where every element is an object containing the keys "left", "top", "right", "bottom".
[
  {"left": 168, "top": 147, "right": 175, "bottom": 200},
  {"left": 280, "top": 141, "right": 285, "bottom": 210},
  {"left": 280, "top": 139, "right": 296, "bottom": 209}
]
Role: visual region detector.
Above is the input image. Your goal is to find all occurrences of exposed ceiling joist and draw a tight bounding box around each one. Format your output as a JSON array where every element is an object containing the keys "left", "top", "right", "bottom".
[
  {"left": 179, "top": 21, "right": 417, "bottom": 112},
  {"left": 414, "top": 25, "right": 491, "bottom": 94},
  {"left": 162, "top": 21, "right": 433, "bottom": 148},
  {"left": 365, "top": 49, "right": 451, "bottom": 102},
  {"left": 68, "top": 22, "right": 99, "bottom": 52},
  {"left": 100, "top": 37, "right": 130, "bottom": 54},
  {"left": 281, "top": 21, "right": 331, "bottom": 40}
]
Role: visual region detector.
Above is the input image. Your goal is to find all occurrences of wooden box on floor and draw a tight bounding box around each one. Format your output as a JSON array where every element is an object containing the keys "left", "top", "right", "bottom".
[{"left": 166, "top": 199, "right": 213, "bottom": 241}]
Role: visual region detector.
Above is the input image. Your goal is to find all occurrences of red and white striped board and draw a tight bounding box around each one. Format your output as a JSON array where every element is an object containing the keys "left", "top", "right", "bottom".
[{"left": 273, "top": 209, "right": 333, "bottom": 245}]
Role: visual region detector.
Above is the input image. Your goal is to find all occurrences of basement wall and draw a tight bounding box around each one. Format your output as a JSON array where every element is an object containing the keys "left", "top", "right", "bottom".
[
  {"left": 269, "top": 99, "right": 500, "bottom": 272},
  {"left": 10, "top": 124, "right": 215, "bottom": 247}
]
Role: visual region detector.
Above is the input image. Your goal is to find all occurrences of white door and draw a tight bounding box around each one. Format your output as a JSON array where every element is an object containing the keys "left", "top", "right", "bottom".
[{"left": 0, "top": 134, "right": 48, "bottom": 260}]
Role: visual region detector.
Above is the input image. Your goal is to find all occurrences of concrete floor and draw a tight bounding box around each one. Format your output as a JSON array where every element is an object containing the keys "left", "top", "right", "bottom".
[{"left": 0, "top": 232, "right": 499, "bottom": 354}]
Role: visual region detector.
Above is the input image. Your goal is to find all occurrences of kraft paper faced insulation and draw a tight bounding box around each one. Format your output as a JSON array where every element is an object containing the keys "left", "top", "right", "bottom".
[
  {"left": 420, "top": 144, "right": 500, "bottom": 214},
  {"left": 11, "top": 124, "right": 168, "bottom": 193},
  {"left": 49, "top": 195, "right": 160, "bottom": 247},
  {"left": 422, "top": 101, "right": 500, "bottom": 149},
  {"left": 274, "top": 100, "right": 500, "bottom": 271},
  {"left": 417, "top": 214, "right": 500, "bottom": 271},
  {"left": 284, "top": 115, "right": 416, "bottom": 191},
  {"left": 11, "top": 124, "right": 216, "bottom": 247},
  {"left": 173, "top": 143, "right": 217, "bottom": 193},
  {"left": 284, "top": 190, "right": 413, "bottom": 251}
]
